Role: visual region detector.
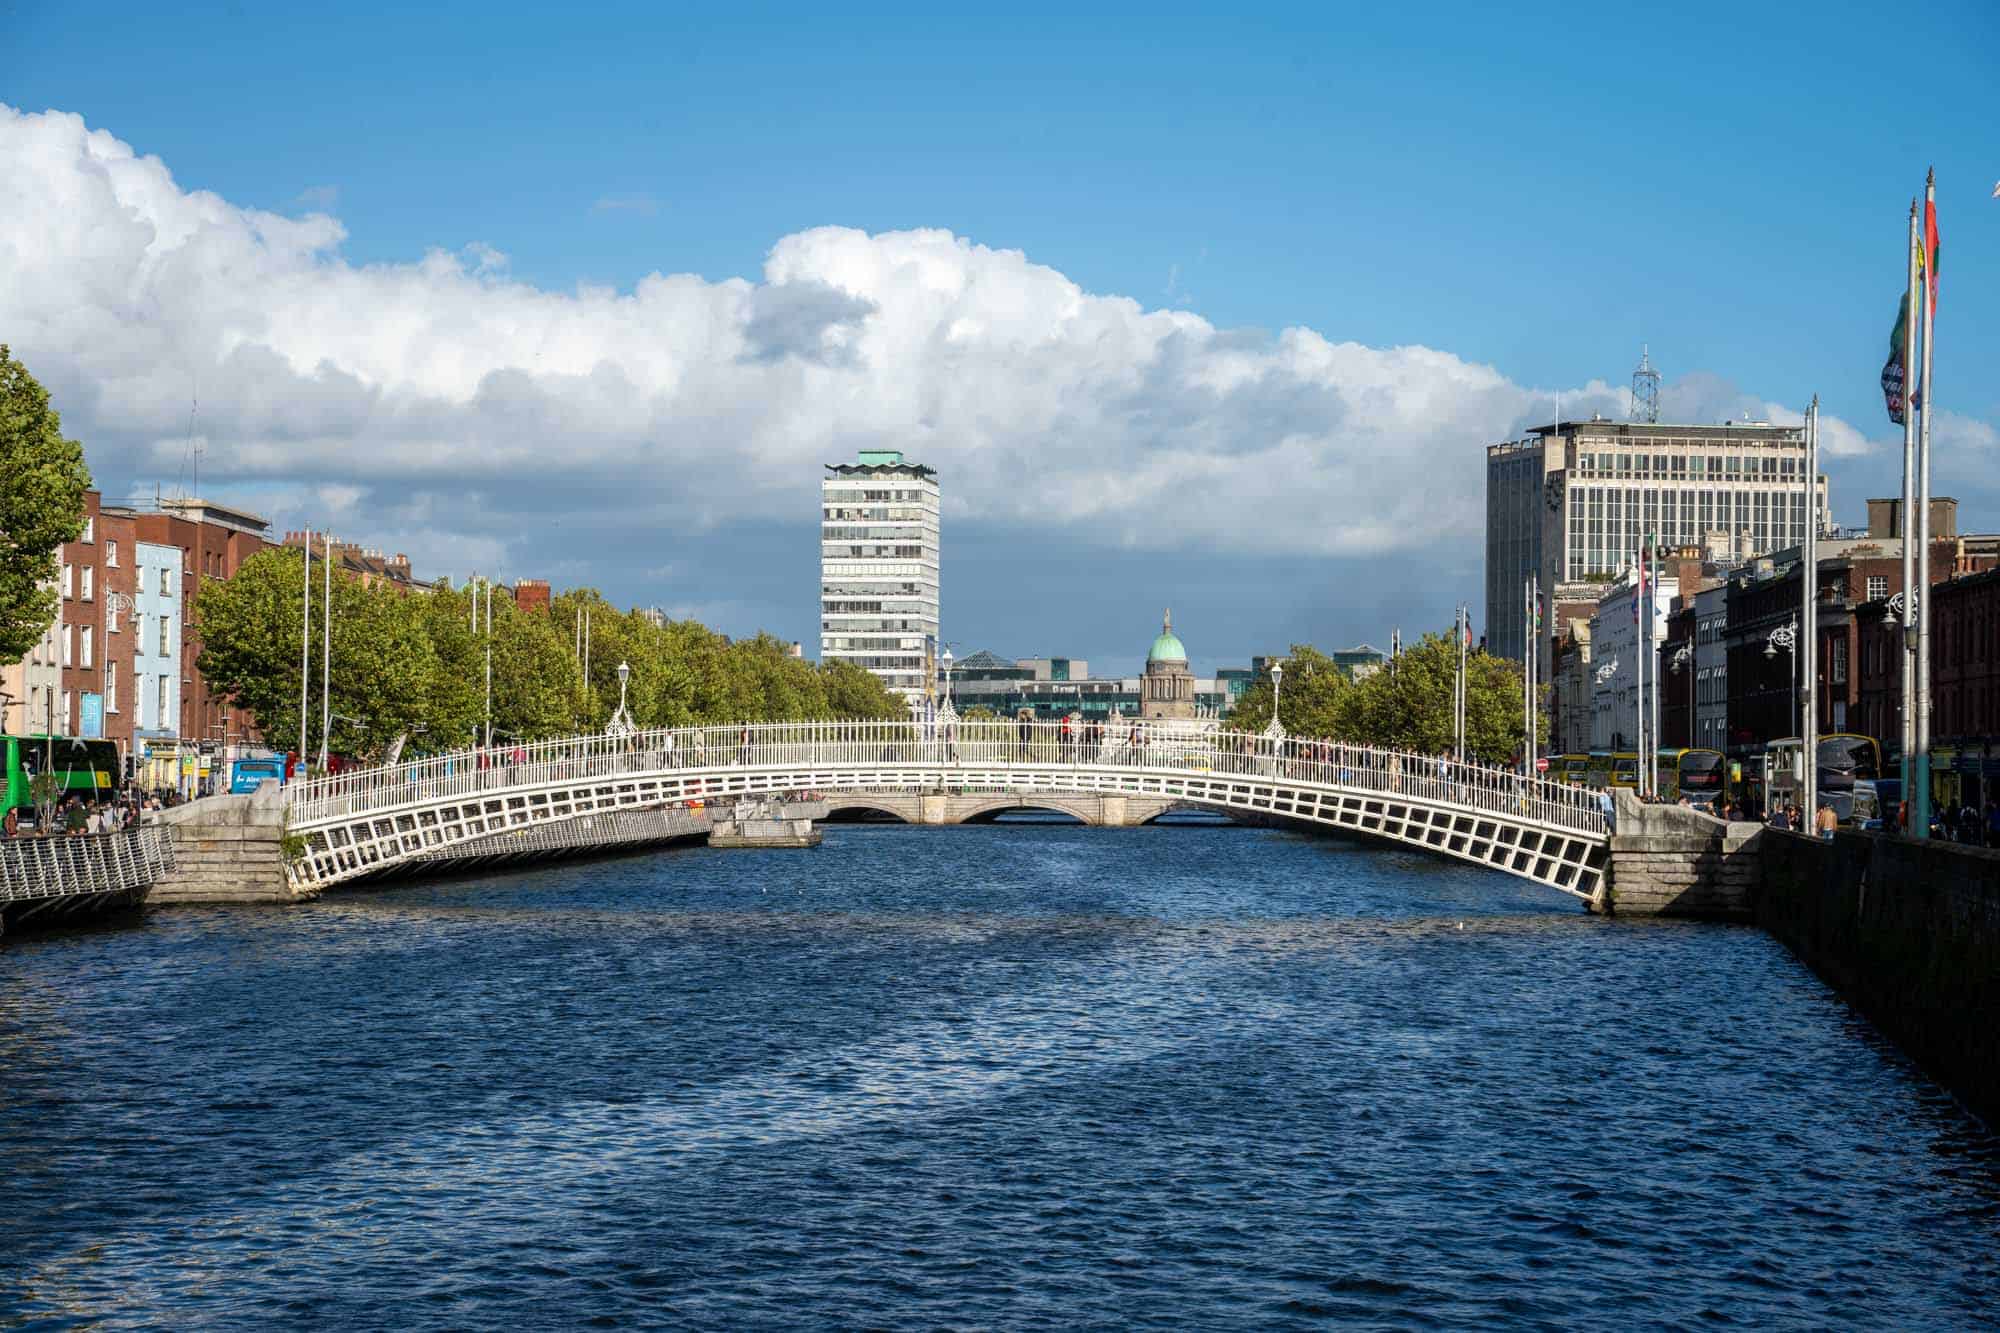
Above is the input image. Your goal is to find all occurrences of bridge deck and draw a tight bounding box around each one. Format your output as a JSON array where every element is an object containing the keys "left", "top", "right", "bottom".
[{"left": 284, "top": 723, "right": 1609, "bottom": 898}]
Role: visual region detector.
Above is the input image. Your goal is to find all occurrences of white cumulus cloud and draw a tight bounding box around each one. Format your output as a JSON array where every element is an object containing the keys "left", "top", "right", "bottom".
[{"left": 0, "top": 104, "right": 1914, "bottom": 585}]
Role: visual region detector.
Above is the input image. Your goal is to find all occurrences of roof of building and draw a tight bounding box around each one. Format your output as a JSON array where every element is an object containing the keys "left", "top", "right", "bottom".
[
  {"left": 825, "top": 449, "right": 936, "bottom": 479},
  {"left": 1148, "top": 609, "right": 1187, "bottom": 664},
  {"left": 953, "top": 649, "right": 1015, "bottom": 672}
]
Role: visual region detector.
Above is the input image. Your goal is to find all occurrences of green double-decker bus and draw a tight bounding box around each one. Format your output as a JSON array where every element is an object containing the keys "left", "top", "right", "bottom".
[{"left": 2, "top": 735, "right": 121, "bottom": 816}]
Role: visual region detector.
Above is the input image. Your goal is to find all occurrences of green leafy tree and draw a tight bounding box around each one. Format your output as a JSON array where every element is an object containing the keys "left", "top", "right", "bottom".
[
  {"left": 0, "top": 347, "right": 92, "bottom": 661},
  {"left": 195, "top": 549, "right": 440, "bottom": 761},
  {"left": 1336, "top": 632, "right": 1540, "bottom": 761},
  {"left": 823, "top": 658, "right": 907, "bottom": 719},
  {"left": 1226, "top": 644, "right": 1352, "bottom": 737}
]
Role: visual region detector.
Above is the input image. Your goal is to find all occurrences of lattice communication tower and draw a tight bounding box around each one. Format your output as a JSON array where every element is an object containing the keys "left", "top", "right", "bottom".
[{"left": 1629, "top": 344, "right": 1661, "bottom": 424}]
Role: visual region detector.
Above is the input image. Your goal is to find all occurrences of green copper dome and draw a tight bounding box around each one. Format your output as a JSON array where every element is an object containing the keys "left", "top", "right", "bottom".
[{"left": 1148, "top": 610, "right": 1187, "bottom": 663}]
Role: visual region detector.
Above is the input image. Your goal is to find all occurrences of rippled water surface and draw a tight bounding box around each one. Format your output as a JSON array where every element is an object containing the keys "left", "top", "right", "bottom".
[{"left": 3, "top": 820, "right": 1998, "bottom": 1328}]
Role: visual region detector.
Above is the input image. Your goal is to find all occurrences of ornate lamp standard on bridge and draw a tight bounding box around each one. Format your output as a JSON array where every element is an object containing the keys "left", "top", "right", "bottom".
[
  {"left": 607, "top": 660, "right": 636, "bottom": 738},
  {"left": 1264, "top": 660, "right": 1286, "bottom": 741}
]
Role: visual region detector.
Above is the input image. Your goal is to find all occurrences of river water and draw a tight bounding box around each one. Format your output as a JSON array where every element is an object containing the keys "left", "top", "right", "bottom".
[{"left": 2, "top": 819, "right": 1996, "bottom": 1328}]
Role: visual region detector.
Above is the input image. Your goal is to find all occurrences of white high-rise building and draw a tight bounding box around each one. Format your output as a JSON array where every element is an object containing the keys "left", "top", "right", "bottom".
[
  {"left": 1486, "top": 416, "right": 1826, "bottom": 673},
  {"left": 820, "top": 450, "right": 940, "bottom": 704}
]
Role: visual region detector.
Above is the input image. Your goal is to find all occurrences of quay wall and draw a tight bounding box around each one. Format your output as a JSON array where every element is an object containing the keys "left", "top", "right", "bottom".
[
  {"left": 147, "top": 783, "right": 307, "bottom": 905},
  {"left": 1760, "top": 829, "right": 2000, "bottom": 1126}
]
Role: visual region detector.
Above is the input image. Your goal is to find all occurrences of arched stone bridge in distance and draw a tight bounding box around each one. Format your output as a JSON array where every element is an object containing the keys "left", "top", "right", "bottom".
[{"left": 281, "top": 720, "right": 1613, "bottom": 901}]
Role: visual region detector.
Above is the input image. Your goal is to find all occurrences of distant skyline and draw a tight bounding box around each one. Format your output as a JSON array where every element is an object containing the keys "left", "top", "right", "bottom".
[{"left": 4, "top": 2, "right": 1997, "bottom": 675}]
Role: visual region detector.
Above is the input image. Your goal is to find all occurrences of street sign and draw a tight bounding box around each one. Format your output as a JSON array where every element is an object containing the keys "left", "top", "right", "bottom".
[{"left": 1535, "top": 757, "right": 1549, "bottom": 772}]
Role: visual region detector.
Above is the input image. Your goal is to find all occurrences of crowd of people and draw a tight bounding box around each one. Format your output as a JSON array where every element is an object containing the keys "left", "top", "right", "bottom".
[{"left": 0, "top": 790, "right": 188, "bottom": 840}]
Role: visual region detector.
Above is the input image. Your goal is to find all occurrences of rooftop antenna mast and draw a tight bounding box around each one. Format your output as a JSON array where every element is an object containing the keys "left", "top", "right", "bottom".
[{"left": 1630, "top": 344, "right": 1661, "bottom": 424}]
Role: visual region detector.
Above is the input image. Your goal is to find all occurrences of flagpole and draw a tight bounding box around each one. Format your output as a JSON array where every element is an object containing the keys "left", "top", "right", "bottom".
[
  {"left": 320, "top": 532, "right": 332, "bottom": 771},
  {"left": 1914, "top": 168, "right": 1938, "bottom": 841},
  {"left": 1803, "top": 398, "right": 1819, "bottom": 825},
  {"left": 1898, "top": 200, "right": 1919, "bottom": 830},
  {"left": 1530, "top": 574, "right": 1540, "bottom": 778},
  {"left": 1648, "top": 534, "right": 1660, "bottom": 799},
  {"left": 299, "top": 527, "right": 311, "bottom": 771}
]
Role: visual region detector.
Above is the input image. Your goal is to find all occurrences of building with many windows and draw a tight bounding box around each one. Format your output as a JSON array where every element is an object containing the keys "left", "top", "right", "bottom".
[
  {"left": 820, "top": 450, "right": 940, "bottom": 704},
  {"left": 132, "top": 540, "right": 183, "bottom": 783},
  {"left": 1487, "top": 416, "right": 1825, "bottom": 679}
]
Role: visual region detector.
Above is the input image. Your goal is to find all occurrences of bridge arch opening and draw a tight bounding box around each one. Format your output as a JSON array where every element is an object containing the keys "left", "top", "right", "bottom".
[
  {"left": 820, "top": 799, "right": 916, "bottom": 825},
  {"left": 959, "top": 804, "right": 1087, "bottom": 825}
]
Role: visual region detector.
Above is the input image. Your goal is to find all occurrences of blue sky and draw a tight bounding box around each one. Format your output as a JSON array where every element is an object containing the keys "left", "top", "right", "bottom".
[{"left": 6, "top": 1, "right": 1998, "bottom": 673}]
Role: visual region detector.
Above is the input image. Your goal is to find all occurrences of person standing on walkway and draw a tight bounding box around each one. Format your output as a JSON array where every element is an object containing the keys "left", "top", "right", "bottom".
[
  {"left": 2, "top": 807, "right": 16, "bottom": 840},
  {"left": 1814, "top": 800, "right": 1839, "bottom": 839},
  {"left": 738, "top": 723, "right": 752, "bottom": 767}
]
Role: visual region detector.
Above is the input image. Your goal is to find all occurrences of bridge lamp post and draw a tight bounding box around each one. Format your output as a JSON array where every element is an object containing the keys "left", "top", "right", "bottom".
[
  {"left": 1264, "top": 661, "right": 1287, "bottom": 741},
  {"left": 607, "top": 661, "right": 636, "bottom": 739}
]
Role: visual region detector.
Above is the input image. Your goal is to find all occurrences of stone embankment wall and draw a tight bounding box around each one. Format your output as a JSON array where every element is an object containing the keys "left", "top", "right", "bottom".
[
  {"left": 146, "top": 783, "right": 308, "bottom": 905},
  {"left": 1599, "top": 793, "right": 1759, "bottom": 919},
  {"left": 1761, "top": 830, "right": 2000, "bottom": 1126}
]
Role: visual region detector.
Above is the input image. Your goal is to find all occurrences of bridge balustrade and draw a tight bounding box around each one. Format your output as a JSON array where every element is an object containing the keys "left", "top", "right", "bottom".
[
  {"left": 0, "top": 826, "right": 177, "bottom": 905},
  {"left": 285, "top": 721, "right": 1606, "bottom": 837}
]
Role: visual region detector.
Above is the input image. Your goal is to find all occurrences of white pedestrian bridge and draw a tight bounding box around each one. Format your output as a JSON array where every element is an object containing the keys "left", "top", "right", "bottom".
[{"left": 284, "top": 721, "right": 1612, "bottom": 900}]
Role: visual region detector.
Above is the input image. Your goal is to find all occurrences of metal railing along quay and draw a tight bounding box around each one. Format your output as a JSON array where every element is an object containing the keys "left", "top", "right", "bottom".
[
  {"left": 285, "top": 720, "right": 1609, "bottom": 838},
  {"left": 0, "top": 826, "right": 178, "bottom": 905}
]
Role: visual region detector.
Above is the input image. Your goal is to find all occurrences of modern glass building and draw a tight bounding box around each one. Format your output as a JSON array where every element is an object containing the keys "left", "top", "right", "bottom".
[{"left": 820, "top": 450, "right": 940, "bottom": 703}]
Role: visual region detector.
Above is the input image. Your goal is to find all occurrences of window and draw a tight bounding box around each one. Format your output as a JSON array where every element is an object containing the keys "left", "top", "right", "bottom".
[
  {"left": 107, "top": 540, "right": 119, "bottom": 568},
  {"left": 62, "top": 562, "right": 73, "bottom": 599},
  {"left": 134, "top": 614, "right": 146, "bottom": 655},
  {"left": 106, "top": 661, "right": 118, "bottom": 713},
  {"left": 106, "top": 599, "right": 120, "bottom": 633},
  {"left": 158, "top": 676, "right": 170, "bottom": 728},
  {"left": 159, "top": 614, "right": 171, "bottom": 657},
  {"left": 62, "top": 623, "right": 72, "bottom": 667},
  {"left": 135, "top": 564, "right": 147, "bottom": 594},
  {"left": 1867, "top": 575, "right": 1888, "bottom": 602},
  {"left": 81, "top": 566, "right": 93, "bottom": 601},
  {"left": 62, "top": 690, "right": 73, "bottom": 734},
  {"left": 80, "top": 626, "right": 92, "bottom": 669},
  {"left": 82, "top": 516, "right": 94, "bottom": 543}
]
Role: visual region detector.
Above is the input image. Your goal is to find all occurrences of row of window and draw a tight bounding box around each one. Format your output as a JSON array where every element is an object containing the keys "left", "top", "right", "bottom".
[
  {"left": 42, "top": 613, "right": 176, "bottom": 670},
  {"left": 62, "top": 558, "right": 180, "bottom": 599},
  {"left": 33, "top": 674, "right": 179, "bottom": 733},
  {"left": 1571, "top": 452, "right": 1806, "bottom": 480}
]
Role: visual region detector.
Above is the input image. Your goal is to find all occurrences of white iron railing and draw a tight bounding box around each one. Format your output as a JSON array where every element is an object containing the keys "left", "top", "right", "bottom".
[
  {"left": 0, "top": 826, "right": 177, "bottom": 904},
  {"left": 286, "top": 720, "right": 1609, "bottom": 837}
]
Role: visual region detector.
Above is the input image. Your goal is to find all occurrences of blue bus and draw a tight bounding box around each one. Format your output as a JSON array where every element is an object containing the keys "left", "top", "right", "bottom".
[{"left": 229, "top": 755, "right": 289, "bottom": 794}]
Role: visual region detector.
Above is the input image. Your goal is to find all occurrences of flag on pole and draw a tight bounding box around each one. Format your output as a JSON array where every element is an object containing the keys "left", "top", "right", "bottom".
[
  {"left": 1924, "top": 168, "right": 1941, "bottom": 310},
  {"left": 1882, "top": 294, "right": 1909, "bottom": 424}
]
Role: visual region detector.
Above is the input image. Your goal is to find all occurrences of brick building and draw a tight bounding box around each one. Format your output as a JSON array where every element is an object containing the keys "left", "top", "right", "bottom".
[
  {"left": 1859, "top": 566, "right": 2000, "bottom": 810},
  {"left": 129, "top": 498, "right": 276, "bottom": 755}
]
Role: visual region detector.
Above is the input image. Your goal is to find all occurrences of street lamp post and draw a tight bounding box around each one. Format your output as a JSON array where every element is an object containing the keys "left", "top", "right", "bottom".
[
  {"left": 607, "top": 660, "right": 635, "bottom": 737},
  {"left": 1670, "top": 643, "right": 1695, "bottom": 750},
  {"left": 1765, "top": 620, "right": 1800, "bottom": 802},
  {"left": 1265, "top": 661, "right": 1286, "bottom": 740}
]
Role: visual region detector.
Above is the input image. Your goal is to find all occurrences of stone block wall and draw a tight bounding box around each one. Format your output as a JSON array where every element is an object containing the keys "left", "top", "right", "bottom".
[
  {"left": 146, "top": 782, "right": 309, "bottom": 905},
  {"left": 1600, "top": 792, "right": 1760, "bottom": 919},
  {"left": 1761, "top": 830, "right": 2000, "bottom": 1126}
]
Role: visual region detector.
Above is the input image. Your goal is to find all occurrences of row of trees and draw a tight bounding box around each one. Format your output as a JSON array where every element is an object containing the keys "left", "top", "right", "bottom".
[
  {"left": 195, "top": 550, "right": 906, "bottom": 760},
  {"left": 1226, "top": 636, "right": 1544, "bottom": 762}
]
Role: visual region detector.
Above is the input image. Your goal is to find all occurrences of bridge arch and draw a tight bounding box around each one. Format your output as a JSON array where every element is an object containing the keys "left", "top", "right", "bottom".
[
  {"left": 819, "top": 797, "right": 917, "bottom": 824},
  {"left": 281, "top": 722, "right": 1609, "bottom": 898},
  {"left": 953, "top": 796, "right": 1095, "bottom": 825}
]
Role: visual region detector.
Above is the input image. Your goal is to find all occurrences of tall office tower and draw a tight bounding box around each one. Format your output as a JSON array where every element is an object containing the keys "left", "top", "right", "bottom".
[
  {"left": 820, "top": 450, "right": 940, "bottom": 705},
  {"left": 1485, "top": 416, "right": 1824, "bottom": 675}
]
